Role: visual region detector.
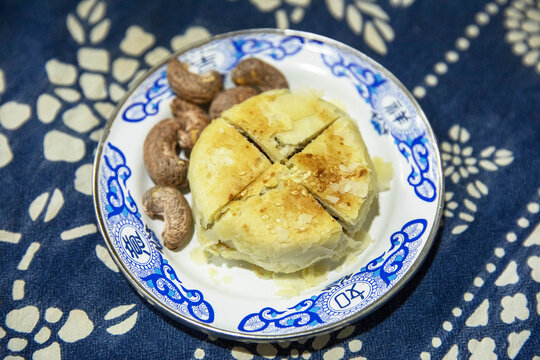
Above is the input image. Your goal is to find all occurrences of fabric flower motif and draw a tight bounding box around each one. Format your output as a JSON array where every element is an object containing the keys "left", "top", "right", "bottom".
[
  {"left": 441, "top": 125, "right": 477, "bottom": 184},
  {"left": 500, "top": 293, "right": 529, "bottom": 324},
  {"left": 441, "top": 124, "right": 513, "bottom": 184},
  {"left": 443, "top": 191, "right": 458, "bottom": 218},
  {"left": 39, "top": 0, "right": 211, "bottom": 196},
  {"left": 229, "top": 326, "right": 365, "bottom": 358},
  {"left": 504, "top": 0, "right": 540, "bottom": 74},
  {"left": 245, "top": 0, "right": 395, "bottom": 55},
  {"left": 325, "top": 0, "right": 394, "bottom": 55},
  {"left": 444, "top": 180, "right": 487, "bottom": 235},
  {"left": 246, "top": 0, "right": 311, "bottom": 28},
  {"left": 441, "top": 123, "right": 512, "bottom": 235},
  {"left": 0, "top": 70, "right": 32, "bottom": 168},
  {"left": 1, "top": 304, "right": 138, "bottom": 357},
  {"left": 468, "top": 337, "right": 497, "bottom": 360},
  {"left": 36, "top": 0, "right": 212, "bottom": 268}
]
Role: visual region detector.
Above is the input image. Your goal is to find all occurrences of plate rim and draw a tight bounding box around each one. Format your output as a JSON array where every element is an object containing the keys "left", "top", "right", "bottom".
[{"left": 92, "top": 27, "right": 445, "bottom": 342}]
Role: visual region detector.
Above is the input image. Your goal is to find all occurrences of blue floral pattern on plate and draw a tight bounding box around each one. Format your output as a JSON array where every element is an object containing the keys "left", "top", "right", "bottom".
[
  {"left": 98, "top": 142, "right": 214, "bottom": 323},
  {"left": 228, "top": 35, "right": 305, "bottom": 69},
  {"left": 320, "top": 51, "right": 387, "bottom": 107},
  {"left": 122, "top": 70, "right": 173, "bottom": 123}
]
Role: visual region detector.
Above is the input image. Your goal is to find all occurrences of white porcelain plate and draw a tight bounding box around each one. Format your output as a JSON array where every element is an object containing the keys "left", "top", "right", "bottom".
[{"left": 93, "top": 29, "right": 443, "bottom": 342}]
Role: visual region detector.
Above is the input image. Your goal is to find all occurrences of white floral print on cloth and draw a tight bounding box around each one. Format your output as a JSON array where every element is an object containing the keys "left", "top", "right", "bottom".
[
  {"left": 2, "top": 1, "right": 216, "bottom": 358},
  {"left": 0, "top": 71, "right": 27, "bottom": 244},
  {"left": 1, "top": 304, "right": 139, "bottom": 358},
  {"left": 40, "top": 0, "right": 211, "bottom": 194},
  {"left": 504, "top": 0, "right": 540, "bottom": 74},
  {"left": 37, "top": 0, "right": 211, "bottom": 268},
  {"left": 243, "top": 0, "right": 408, "bottom": 55},
  {"left": 3, "top": 183, "right": 138, "bottom": 358},
  {"left": 0, "top": 69, "right": 32, "bottom": 169},
  {"left": 225, "top": 326, "right": 366, "bottom": 359},
  {"left": 325, "top": 0, "right": 394, "bottom": 54},
  {"left": 442, "top": 124, "right": 513, "bottom": 234},
  {"left": 420, "top": 194, "right": 540, "bottom": 359}
]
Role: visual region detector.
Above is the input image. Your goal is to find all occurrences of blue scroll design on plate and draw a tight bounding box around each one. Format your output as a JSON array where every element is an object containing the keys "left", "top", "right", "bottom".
[
  {"left": 238, "top": 296, "right": 321, "bottom": 333},
  {"left": 100, "top": 143, "right": 214, "bottom": 323},
  {"left": 318, "top": 45, "right": 438, "bottom": 202},
  {"left": 238, "top": 219, "right": 427, "bottom": 333},
  {"left": 122, "top": 70, "right": 173, "bottom": 123},
  {"left": 103, "top": 143, "right": 141, "bottom": 219},
  {"left": 371, "top": 109, "right": 437, "bottom": 202},
  {"left": 395, "top": 136, "right": 437, "bottom": 202},
  {"left": 360, "top": 218, "right": 427, "bottom": 285},
  {"left": 320, "top": 52, "right": 386, "bottom": 107},
  {"left": 141, "top": 254, "right": 214, "bottom": 323},
  {"left": 228, "top": 35, "right": 305, "bottom": 69}
]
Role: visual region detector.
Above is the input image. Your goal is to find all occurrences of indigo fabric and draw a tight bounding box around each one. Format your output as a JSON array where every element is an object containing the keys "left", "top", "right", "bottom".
[{"left": 1, "top": 0, "right": 539, "bottom": 358}]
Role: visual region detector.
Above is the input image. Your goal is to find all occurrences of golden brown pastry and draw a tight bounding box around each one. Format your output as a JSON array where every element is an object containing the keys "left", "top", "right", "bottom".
[
  {"left": 288, "top": 116, "right": 377, "bottom": 234},
  {"left": 188, "top": 118, "right": 271, "bottom": 228},
  {"left": 198, "top": 164, "right": 353, "bottom": 273},
  {"left": 220, "top": 88, "right": 344, "bottom": 162},
  {"left": 188, "top": 88, "right": 378, "bottom": 274}
]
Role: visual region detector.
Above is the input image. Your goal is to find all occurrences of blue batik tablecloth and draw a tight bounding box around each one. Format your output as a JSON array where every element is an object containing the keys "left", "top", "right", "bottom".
[{"left": 1, "top": 0, "right": 539, "bottom": 359}]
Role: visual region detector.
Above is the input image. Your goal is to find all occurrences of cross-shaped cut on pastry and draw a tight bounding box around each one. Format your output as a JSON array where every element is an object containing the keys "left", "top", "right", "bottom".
[
  {"left": 188, "top": 89, "right": 377, "bottom": 273},
  {"left": 220, "top": 88, "right": 344, "bottom": 162},
  {"left": 198, "top": 163, "right": 353, "bottom": 274},
  {"left": 188, "top": 118, "right": 271, "bottom": 228},
  {"left": 288, "top": 116, "right": 377, "bottom": 234}
]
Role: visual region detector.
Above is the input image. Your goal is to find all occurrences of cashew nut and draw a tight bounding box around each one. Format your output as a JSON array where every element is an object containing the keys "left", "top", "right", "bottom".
[
  {"left": 175, "top": 111, "right": 210, "bottom": 150},
  {"left": 142, "top": 185, "right": 193, "bottom": 250},
  {"left": 232, "top": 58, "right": 289, "bottom": 92},
  {"left": 170, "top": 97, "right": 210, "bottom": 150},
  {"left": 143, "top": 97, "right": 210, "bottom": 187},
  {"left": 167, "top": 59, "right": 223, "bottom": 104},
  {"left": 170, "top": 96, "right": 207, "bottom": 117},
  {"left": 209, "top": 86, "right": 259, "bottom": 119},
  {"left": 143, "top": 117, "right": 189, "bottom": 188}
]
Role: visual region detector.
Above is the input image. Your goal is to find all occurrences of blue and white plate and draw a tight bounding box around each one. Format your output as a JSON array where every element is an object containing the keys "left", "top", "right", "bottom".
[{"left": 93, "top": 29, "right": 444, "bottom": 341}]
